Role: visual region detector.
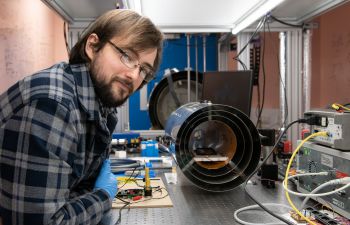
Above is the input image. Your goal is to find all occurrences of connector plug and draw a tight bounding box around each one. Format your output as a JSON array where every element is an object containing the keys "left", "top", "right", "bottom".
[{"left": 300, "top": 114, "right": 328, "bottom": 127}]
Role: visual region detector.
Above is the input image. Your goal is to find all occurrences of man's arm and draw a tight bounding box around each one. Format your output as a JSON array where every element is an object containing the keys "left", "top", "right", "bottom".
[{"left": 0, "top": 98, "right": 111, "bottom": 225}]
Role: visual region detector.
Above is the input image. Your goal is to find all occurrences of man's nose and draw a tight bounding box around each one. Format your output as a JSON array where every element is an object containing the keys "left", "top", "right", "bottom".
[{"left": 124, "top": 66, "right": 140, "bottom": 81}]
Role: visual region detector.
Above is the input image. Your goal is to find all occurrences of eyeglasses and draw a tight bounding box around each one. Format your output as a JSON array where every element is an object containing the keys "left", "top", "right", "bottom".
[{"left": 107, "top": 40, "right": 155, "bottom": 82}]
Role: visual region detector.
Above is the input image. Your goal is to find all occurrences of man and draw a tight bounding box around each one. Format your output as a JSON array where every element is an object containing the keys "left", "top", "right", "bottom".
[{"left": 0, "top": 9, "right": 163, "bottom": 225}]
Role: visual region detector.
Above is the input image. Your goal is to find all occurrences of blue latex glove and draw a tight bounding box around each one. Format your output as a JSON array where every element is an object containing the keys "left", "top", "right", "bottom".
[{"left": 94, "top": 159, "right": 118, "bottom": 198}]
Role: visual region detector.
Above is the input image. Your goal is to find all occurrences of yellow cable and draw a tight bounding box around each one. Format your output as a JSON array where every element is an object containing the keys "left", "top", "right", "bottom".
[
  {"left": 284, "top": 131, "right": 328, "bottom": 225},
  {"left": 332, "top": 103, "right": 350, "bottom": 111}
]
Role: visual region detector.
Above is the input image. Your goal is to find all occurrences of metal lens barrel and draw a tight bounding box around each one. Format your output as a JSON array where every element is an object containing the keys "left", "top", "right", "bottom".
[
  {"left": 165, "top": 102, "right": 261, "bottom": 192},
  {"left": 148, "top": 71, "right": 203, "bottom": 129}
]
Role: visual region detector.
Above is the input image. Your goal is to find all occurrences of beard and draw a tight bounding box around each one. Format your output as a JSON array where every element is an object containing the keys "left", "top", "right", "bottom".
[{"left": 89, "top": 58, "right": 134, "bottom": 108}]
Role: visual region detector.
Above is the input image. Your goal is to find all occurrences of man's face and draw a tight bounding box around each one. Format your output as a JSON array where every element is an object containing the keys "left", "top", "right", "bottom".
[{"left": 86, "top": 34, "right": 157, "bottom": 107}]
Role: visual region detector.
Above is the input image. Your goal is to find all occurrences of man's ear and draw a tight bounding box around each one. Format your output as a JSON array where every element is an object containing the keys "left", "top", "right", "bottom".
[{"left": 85, "top": 33, "right": 99, "bottom": 61}]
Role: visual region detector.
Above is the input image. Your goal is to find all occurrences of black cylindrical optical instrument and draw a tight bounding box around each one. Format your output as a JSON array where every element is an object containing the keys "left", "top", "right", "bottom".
[
  {"left": 149, "top": 70, "right": 203, "bottom": 129},
  {"left": 164, "top": 102, "right": 261, "bottom": 192}
]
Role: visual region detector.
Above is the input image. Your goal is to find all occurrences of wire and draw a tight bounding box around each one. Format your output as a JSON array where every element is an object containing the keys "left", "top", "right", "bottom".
[
  {"left": 116, "top": 186, "right": 169, "bottom": 205},
  {"left": 114, "top": 199, "right": 130, "bottom": 225},
  {"left": 331, "top": 103, "right": 350, "bottom": 111},
  {"left": 255, "top": 18, "right": 267, "bottom": 127},
  {"left": 115, "top": 196, "right": 130, "bottom": 204},
  {"left": 283, "top": 131, "right": 328, "bottom": 225},
  {"left": 298, "top": 177, "right": 350, "bottom": 209},
  {"left": 234, "top": 203, "right": 292, "bottom": 225},
  {"left": 237, "top": 58, "right": 248, "bottom": 70},
  {"left": 269, "top": 15, "right": 304, "bottom": 28},
  {"left": 110, "top": 159, "right": 142, "bottom": 173},
  {"left": 132, "top": 187, "right": 169, "bottom": 203},
  {"left": 282, "top": 171, "right": 349, "bottom": 196},
  {"left": 287, "top": 172, "right": 329, "bottom": 178},
  {"left": 117, "top": 167, "right": 139, "bottom": 190},
  {"left": 114, "top": 186, "right": 169, "bottom": 225},
  {"left": 235, "top": 16, "right": 266, "bottom": 59},
  {"left": 234, "top": 15, "right": 267, "bottom": 68},
  {"left": 110, "top": 158, "right": 139, "bottom": 165},
  {"left": 243, "top": 119, "right": 303, "bottom": 225}
]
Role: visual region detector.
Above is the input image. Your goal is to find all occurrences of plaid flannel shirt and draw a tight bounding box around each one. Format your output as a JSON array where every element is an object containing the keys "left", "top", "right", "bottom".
[{"left": 0, "top": 62, "right": 118, "bottom": 225}]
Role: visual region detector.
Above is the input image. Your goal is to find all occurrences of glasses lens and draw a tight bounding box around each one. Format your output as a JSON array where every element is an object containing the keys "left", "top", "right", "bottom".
[
  {"left": 141, "top": 68, "right": 154, "bottom": 82},
  {"left": 120, "top": 54, "right": 137, "bottom": 69}
]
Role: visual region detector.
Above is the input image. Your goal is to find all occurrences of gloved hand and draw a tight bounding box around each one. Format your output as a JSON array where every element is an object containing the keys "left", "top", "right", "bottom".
[{"left": 94, "top": 159, "right": 118, "bottom": 198}]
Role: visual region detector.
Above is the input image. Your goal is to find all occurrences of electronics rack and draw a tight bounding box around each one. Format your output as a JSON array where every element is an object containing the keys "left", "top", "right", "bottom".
[
  {"left": 297, "top": 141, "right": 350, "bottom": 218},
  {"left": 304, "top": 110, "right": 350, "bottom": 151}
]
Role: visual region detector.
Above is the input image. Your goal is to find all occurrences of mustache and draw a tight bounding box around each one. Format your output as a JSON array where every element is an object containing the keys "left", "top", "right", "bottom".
[{"left": 111, "top": 76, "right": 133, "bottom": 93}]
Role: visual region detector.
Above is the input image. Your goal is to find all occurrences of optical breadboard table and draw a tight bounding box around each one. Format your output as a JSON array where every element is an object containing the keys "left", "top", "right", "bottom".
[{"left": 109, "top": 169, "right": 307, "bottom": 225}]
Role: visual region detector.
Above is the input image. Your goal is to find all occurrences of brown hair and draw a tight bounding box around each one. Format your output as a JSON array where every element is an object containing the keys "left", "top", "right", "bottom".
[{"left": 69, "top": 9, "right": 163, "bottom": 76}]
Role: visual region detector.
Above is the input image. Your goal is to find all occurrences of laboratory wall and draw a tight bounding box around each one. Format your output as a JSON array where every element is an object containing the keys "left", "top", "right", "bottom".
[
  {"left": 0, "top": 0, "right": 67, "bottom": 94},
  {"left": 310, "top": 2, "right": 350, "bottom": 108}
]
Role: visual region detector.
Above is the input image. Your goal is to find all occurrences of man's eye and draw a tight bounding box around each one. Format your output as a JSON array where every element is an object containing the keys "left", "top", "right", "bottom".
[
  {"left": 141, "top": 67, "right": 151, "bottom": 74},
  {"left": 123, "top": 53, "right": 132, "bottom": 62},
  {"left": 139, "top": 67, "right": 146, "bottom": 74}
]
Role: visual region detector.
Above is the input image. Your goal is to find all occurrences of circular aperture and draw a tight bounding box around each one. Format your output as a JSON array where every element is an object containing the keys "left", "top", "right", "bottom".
[{"left": 188, "top": 120, "right": 237, "bottom": 170}]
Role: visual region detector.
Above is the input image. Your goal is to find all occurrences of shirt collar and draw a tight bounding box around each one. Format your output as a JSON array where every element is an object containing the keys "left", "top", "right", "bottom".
[{"left": 68, "top": 63, "right": 118, "bottom": 121}]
